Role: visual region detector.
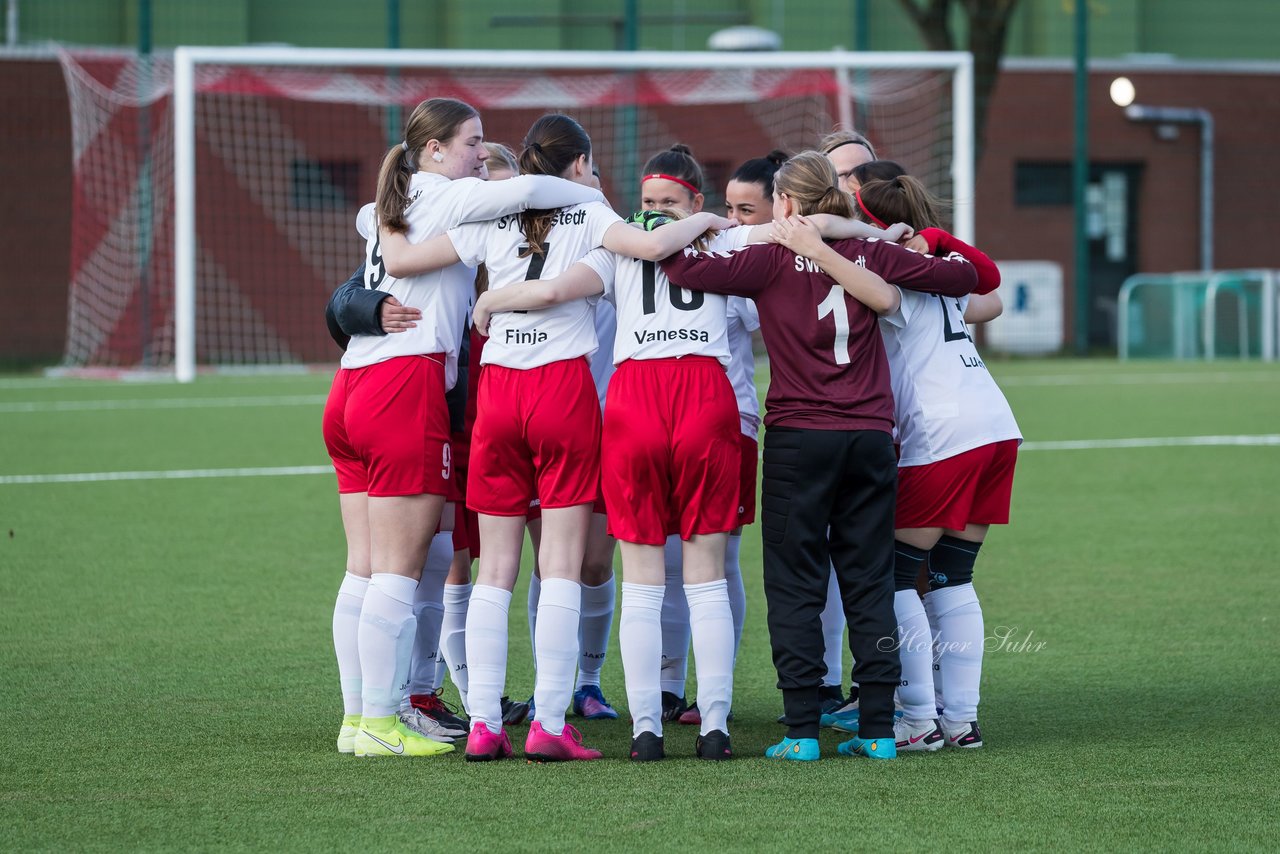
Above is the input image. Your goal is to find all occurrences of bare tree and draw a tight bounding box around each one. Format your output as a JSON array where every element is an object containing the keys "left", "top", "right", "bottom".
[{"left": 896, "top": 0, "right": 1022, "bottom": 165}]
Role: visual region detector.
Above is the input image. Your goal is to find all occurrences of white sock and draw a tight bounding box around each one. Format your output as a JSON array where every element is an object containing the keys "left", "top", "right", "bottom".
[
  {"left": 440, "top": 582, "right": 472, "bottom": 713},
  {"left": 576, "top": 577, "right": 615, "bottom": 690},
  {"left": 332, "top": 572, "right": 368, "bottom": 717},
  {"left": 464, "top": 584, "right": 511, "bottom": 730},
  {"left": 532, "top": 578, "right": 582, "bottom": 736},
  {"left": 620, "top": 582, "right": 665, "bottom": 738},
  {"left": 433, "top": 655, "right": 446, "bottom": 695},
  {"left": 407, "top": 532, "right": 452, "bottom": 700},
  {"left": 820, "top": 565, "right": 846, "bottom": 688},
  {"left": 894, "top": 590, "right": 936, "bottom": 721},
  {"left": 357, "top": 573, "right": 418, "bottom": 720},
  {"left": 925, "top": 583, "right": 984, "bottom": 722},
  {"left": 685, "top": 579, "right": 734, "bottom": 736},
  {"left": 659, "top": 535, "right": 690, "bottom": 696},
  {"left": 527, "top": 572, "right": 541, "bottom": 657},
  {"left": 724, "top": 534, "right": 746, "bottom": 662}
]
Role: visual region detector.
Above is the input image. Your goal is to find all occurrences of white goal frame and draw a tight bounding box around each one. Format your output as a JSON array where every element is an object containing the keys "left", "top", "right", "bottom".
[{"left": 173, "top": 46, "right": 974, "bottom": 382}]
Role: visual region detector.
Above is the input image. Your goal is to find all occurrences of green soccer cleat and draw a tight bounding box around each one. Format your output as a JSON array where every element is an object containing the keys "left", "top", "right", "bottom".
[
  {"left": 337, "top": 714, "right": 361, "bottom": 754},
  {"left": 354, "top": 715, "right": 456, "bottom": 758}
]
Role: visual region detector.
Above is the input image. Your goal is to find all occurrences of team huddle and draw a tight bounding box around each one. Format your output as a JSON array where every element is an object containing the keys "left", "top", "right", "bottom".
[{"left": 322, "top": 97, "right": 1021, "bottom": 763}]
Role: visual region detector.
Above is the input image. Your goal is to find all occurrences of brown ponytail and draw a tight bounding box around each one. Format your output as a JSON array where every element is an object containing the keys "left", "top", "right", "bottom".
[
  {"left": 516, "top": 114, "right": 593, "bottom": 258},
  {"left": 856, "top": 174, "right": 948, "bottom": 231},
  {"left": 773, "top": 151, "right": 855, "bottom": 218},
  {"left": 376, "top": 98, "right": 479, "bottom": 234}
]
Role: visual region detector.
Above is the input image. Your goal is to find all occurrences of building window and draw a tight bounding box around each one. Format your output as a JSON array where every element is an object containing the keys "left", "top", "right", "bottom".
[{"left": 1014, "top": 162, "right": 1073, "bottom": 206}]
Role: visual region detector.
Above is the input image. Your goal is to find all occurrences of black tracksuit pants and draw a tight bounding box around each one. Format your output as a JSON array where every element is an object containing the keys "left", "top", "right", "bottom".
[{"left": 760, "top": 426, "right": 901, "bottom": 740}]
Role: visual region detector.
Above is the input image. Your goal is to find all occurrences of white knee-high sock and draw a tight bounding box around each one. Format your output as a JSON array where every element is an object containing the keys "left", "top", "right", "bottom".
[
  {"left": 724, "top": 534, "right": 746, "bottom": 662},
  {"left": 659, "top": 535, "right": 690, "bottom": 696},
  {"left": 440, "top": 582, "right": 472, "bottom": 712},
  {"left": 576, "top": 577, "right": 615, "bottom": 690},
  {"left": 925, "top": 583, "right": 984, "bottom": 723},
  {"left": 685, "top": 580, "right": 734, "bottom": 736},
  {"left": 408, "top": 532, "right": 452, "bottom": 699},
  {"left": 894, "top": 590, "right": 936, "bottom": 721},
  {"left": 358, "top": 573, "right": 418, "bottom": 720},
  {"left": 820, "top": 565, "right": 846, "bottom": 688},
  {"left": 620, "top": 582, "right": 665, "bottom": 738},
  {"left": 532, "top": 578, "right": 582, "bottom": 736},
  {"left": 464, "top": 584, "right": 511, "bottom": 730},
  {"left": 332, "top": 572, "right": 368, "bottom": 717},
  {"left": 527, "top": 573, "right": 541, "bottom": 657}
]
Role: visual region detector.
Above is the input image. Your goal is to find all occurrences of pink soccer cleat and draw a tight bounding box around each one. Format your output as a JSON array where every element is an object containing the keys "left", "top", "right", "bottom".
[
  {"left": 523, "top": 722, "right": 603, "bottom": 762},
  {"left": 464, "top": 722, "right": 513, "bottom": 762}
]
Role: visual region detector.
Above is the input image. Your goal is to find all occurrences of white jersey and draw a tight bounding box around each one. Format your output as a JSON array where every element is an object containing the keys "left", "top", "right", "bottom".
[
  {"left": 879, "top": 289, "right": 1022, "bottom": 467},
  {"left": 342, "top": 172, "right": 603, "bottom": 386},
  {"left": 725, "top": 296, "right": 761, "bottom": 438},
  {"left": 590, "top": 299, "right": 617, "bottom": 410},
  {"left": 584, "top": 227, "right": 751, "bottom": 368},
  {"left": 450, "top": 201, "right": 622, "bottom": 369}
]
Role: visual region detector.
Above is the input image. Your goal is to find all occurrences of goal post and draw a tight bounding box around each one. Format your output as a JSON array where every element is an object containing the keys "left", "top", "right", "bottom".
[{"left": 70, "top": 46, "right": 975, "bottom": 381}]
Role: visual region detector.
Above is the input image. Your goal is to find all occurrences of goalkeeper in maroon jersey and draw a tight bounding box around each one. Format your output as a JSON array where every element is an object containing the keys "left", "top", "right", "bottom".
[{"left": 660, "top": 151, "right": 977, "bottom": 761}]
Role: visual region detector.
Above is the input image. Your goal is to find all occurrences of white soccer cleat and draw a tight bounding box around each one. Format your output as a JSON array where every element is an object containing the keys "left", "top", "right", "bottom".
[
  {"left": 941, "top": 718, "right": 984, "bottom": 749},
  {"left": 893, "top": 717, "right": 945, "bottom": 752},
  {"left": 398, "top": 708, "right": 464, "bottom": 743}
]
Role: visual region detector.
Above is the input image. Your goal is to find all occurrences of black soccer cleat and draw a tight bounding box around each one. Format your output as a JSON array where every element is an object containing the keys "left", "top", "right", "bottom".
[
  {"left": 630, "top": 731, "right": 665, "bottom": 762},
  {"left": 660, "top": 691, "right": 688, "bottom": 723},
  {"left": 695, "top": 729, "right": 733, "bottom": 761}
]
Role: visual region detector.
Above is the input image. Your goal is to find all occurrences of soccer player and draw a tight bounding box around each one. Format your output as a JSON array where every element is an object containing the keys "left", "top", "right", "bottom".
[
  {"left": 790, "top": 168, "right": 1018, "bottom": 752},
  {"left": 376, "top": 113, "right": 734, "bottom": 762},
  {"left": 323, "top": 99, "right": 604, "bottom": 758},
  {"left": 659, "top": 151, "right": 978, "bottom": 761},
  {"left": 819, "top": 129, "right": 877, "bottom": 196},
  {"left": 672, "top": 149, "right": 788, "bottom": 728}
]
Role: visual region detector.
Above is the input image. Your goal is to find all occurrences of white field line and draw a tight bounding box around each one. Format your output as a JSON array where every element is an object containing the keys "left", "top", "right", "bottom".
[
  {"left": 0, "top": 395, "right": 327, "bottom": 413},
  {"left": 1020, "top": 434, "right": 1280, "bottom": 451},
  {"left": 0, "top": 465, "right": 333, "bottom": 485},
  {"left": 2, "top": 435, "right": 1278, "bottom": 486},
  {"left": 997, "top": 371, "right": 1278, "bottom": 387}
]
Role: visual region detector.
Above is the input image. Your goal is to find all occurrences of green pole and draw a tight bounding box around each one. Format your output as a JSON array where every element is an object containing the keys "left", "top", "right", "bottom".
[
  {"left": 853, "top": 0, "right": 869, "bottom": 131},
  {"left": 619, "top": 0, "right": 640, "bottom": 212},
  {"left": 387, "top": 0, "right": 401, "bottom": 148},
  {"left": 137, "top": 0, "right": 154, "bottom": 364},
  {"left": 1072, "top": 0, "right": 1090, "bottom": 354}
]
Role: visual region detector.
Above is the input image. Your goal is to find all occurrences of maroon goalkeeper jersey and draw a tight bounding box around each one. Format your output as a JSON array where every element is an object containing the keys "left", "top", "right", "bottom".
[{"left": 660, "top": 237, "right": 976, "bottom": 432}]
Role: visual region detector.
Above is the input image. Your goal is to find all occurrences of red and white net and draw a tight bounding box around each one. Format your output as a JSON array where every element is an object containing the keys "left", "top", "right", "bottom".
[{"left": 57, "top": 50, "right": 955, "bottom": 370}]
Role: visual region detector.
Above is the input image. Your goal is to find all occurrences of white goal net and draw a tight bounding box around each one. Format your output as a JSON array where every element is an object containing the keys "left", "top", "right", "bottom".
[{"left": 55, "top": 47, "right": 972, "bottom": 379}]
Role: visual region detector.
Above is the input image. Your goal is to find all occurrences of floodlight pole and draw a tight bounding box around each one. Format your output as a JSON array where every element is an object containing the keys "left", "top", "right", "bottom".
[{"left": 1124, "top": 104, "right": 1214, "bottom": 271}]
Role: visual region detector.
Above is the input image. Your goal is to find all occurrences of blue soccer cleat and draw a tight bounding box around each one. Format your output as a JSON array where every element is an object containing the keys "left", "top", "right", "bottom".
[
  {"left": 837, "top": 735, "right": 897, "bottom": 760},
  {"left": 765, "top": 737, "right": 820, "bottom": 761}
]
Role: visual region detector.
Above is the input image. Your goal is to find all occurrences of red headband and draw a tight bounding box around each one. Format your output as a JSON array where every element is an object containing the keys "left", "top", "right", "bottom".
[
  {"left": 642, "top": 173, "right": 701, "bottom": 197},
  {"left": 855, "top": 190, "right": 889, "bottom": 230}
]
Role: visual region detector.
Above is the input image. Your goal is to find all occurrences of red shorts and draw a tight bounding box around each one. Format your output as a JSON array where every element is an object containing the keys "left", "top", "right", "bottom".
[
  {"left": 322, "top": 355, "right": 452, "bottom": 497},
  {"left": 525, "top": 481, "right": 607, "bottom": 522},
  {"left": 467, "top": 358, "right": 602, "bottom": 517},
  {"left": 602, "top": 357, "right": 740, "bottom": 545},
  {"left": 894, "top": 439, "right": 1019, "bottom": 530},
  {"left": 737, "top": 434, "right": 758, "bottom": 526}
]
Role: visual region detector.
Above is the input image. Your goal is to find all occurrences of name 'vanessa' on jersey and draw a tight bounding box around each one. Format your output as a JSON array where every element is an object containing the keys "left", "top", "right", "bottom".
[{"left": 632, "top": 328, "right": 711, "bottom": 345}]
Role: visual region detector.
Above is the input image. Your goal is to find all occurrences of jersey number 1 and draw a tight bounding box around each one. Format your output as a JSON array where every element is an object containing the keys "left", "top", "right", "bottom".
[{"left": 817, "top": 285, "right": 851, "bottom": 365}]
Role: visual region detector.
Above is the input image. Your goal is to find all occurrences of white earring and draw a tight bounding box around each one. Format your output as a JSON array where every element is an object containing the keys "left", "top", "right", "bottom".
[{"left": 431, "top": 151, "right": 445, "bottom": 163}]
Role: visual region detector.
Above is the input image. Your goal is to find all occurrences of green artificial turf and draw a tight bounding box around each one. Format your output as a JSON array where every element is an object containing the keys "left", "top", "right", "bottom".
[{"left": 1, "top": 360, "right": 1277, "bottom": 851}]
